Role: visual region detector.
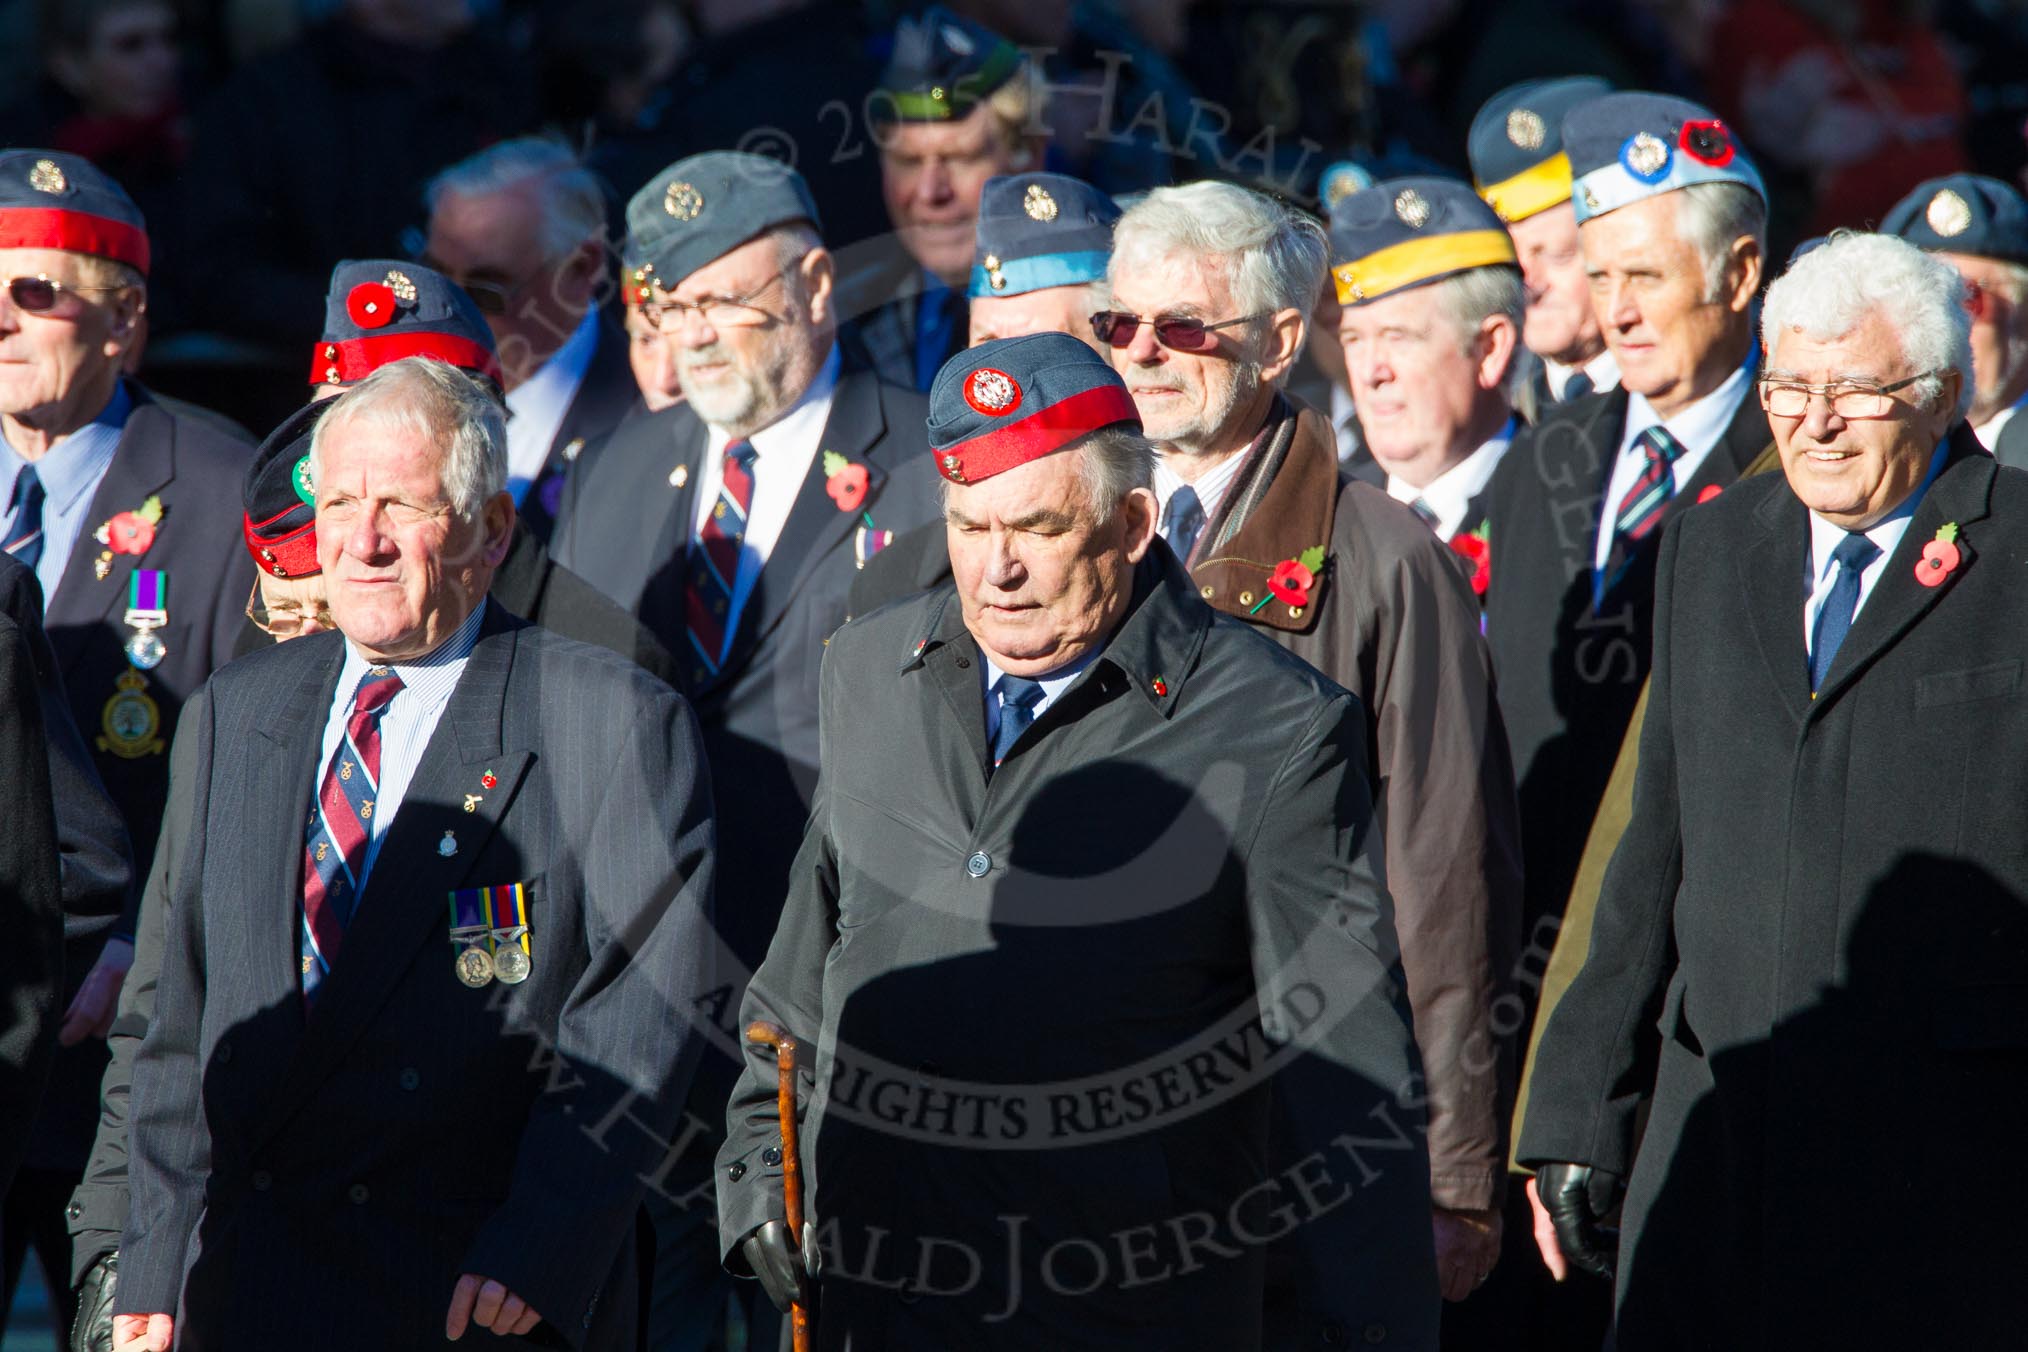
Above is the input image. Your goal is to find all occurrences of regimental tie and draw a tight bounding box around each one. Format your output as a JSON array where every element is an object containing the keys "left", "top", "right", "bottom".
[
  {"left": 2, "top": 465, "right": 44, "bottom": 571},
  {"left": 300, "top": 668, "right": 403, "bottom": 1005},
  {"left": 990, "top": 675, "right": 1046, "bottom": 771},
  {"left": 1598, "top": 425, "right": 1684, "bottom": 605},
  {"left": 1162, "top": 485, "right": 1206, "bottom": 563},
  {"left": 1809, "top": 532, "right": 1881, "bottom": 693},
  {"left": 684, "top": 439, "right": 757, "bottom": 688},
  {"left": 1408, "top": 497, "right": 1442, "bottom": 532}
]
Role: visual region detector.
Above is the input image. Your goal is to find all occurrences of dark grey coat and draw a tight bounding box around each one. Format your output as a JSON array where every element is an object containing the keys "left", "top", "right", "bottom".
[
  {"left": 1518, "top": 432, "right": 2028, "bottom": 1349},
  {"left": 718, "top": 550, "right": 1439, "bottom": 1351}
]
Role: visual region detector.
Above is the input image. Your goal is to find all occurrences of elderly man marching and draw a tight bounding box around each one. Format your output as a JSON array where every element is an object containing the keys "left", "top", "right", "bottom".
[
  {"left": 719, "top": 333, "right": 1438, "bottom": 1349},
  {"left": 1100, "top": 180, "right": 1523, "bottom": 1326},
  {"left": 1521, "top": 230, "right": 2028, "bottom": 1350}
]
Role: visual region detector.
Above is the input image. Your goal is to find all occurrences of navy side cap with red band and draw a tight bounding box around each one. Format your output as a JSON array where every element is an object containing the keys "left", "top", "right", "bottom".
[
  {"left": 928, "top": 332, "right": 1140, "bottom": 485},
  {"left": 312, "top": 259, "right": 503, "bottom": 389},
  {"left": 243, "top": 402, "right": 327, "bottom": 579},
  {"left": 0, "top": 149, "right": 149, "bottom": 275}
]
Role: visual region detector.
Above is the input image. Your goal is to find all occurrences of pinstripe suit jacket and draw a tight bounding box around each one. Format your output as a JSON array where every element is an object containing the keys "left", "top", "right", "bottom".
[{"left": 117, "top": 607, "right": 718, "bottom": 1351}]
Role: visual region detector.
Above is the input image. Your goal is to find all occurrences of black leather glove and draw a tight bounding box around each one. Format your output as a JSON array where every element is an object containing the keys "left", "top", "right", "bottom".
[
  {"left": 740, "top": 1219, "right": 819, "bottom": 1313},
  {"left": 1537, "top": 1162, "right": 1623, "bottom": 1281},
  {"left": 70, "top": 1250, "right": 117, "bottom": 1352}
]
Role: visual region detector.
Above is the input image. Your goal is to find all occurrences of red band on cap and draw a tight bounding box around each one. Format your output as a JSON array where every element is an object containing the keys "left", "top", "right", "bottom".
[
  {"left": 241, "top": 509, "right": 320, "bottom": 579},
  {"left": 307, "top": 331, "right": 504, "bottom": 387},
  {"left": 937, "top": 384, "right": 1140, "bottom": 484},
  {"left": 0, "top": 207, "right": 150, "bottom": 274}
]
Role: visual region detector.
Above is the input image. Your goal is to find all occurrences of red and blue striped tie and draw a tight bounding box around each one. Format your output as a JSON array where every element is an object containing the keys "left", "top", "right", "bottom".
[
  {"left": 684, "top": 440, "right": 757, "bottom": 686},
  {"left": 1599, "top": 425, "right": 1682, "bottom": 603},
  {"left": 301, "top": 668, "right": 403, "bottom": 1005}
]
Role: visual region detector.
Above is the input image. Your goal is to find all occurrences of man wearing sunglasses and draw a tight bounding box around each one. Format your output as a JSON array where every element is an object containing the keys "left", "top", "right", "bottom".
[
  {"left": 1520, "top": 228, "right": 2028, "bottom": 1352},
  {"left": 1880, "top": 172, "right": 2028, "bottom": 471},
  {"left": 0, "top": 149, "right": 251, "bottom": 1336},
  {"left": 423, "top": 137, "right": 640, "bottom": 546},
  {"left": 1103, "top": 179, "right": 1524, "bottom": 1341}
]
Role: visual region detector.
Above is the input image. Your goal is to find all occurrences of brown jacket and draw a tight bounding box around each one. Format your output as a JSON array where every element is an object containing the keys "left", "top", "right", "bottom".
[{"left": 1192, "top": 394, "right": 1525, "bottom": 1212}]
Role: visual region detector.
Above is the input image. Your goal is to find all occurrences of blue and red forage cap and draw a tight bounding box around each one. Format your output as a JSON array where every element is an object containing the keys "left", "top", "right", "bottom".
[
  {"left": 0, "top": 149, "right": 149, "bottom": 274},
  {"left": 970, "top": 172, "right": 1120, "bottom": 300},
  {"left": 243, "top": 402, "right": 329, "bottom": 580},
  {"left": 1561, "top": 91, "right": 1765, "bottom": 225},
  {"left": 928, "top": 332, "right": 1140, "bottom": 485},
  {"left": 313, "top": 259, "right": 503, "bottom": 389}
]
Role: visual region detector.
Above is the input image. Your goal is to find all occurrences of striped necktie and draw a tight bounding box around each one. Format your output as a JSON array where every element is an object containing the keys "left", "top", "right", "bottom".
[
  {"left": 1598, "top": 426, "right": 1683, "bottom": 602},
  {"left": 3, "top": 465, "right": 44, "bottom": 571},
  {"left": 301, "top": 668, "right": 403, "bottom": 1005},
  {"left": 684, "top": 439, "right": 758, "bottom": 686}
]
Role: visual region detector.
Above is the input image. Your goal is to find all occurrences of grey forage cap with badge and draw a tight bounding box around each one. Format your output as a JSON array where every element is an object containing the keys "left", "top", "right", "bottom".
[{"left": 622, "top": 152, "right": 824, "bottom": 302}]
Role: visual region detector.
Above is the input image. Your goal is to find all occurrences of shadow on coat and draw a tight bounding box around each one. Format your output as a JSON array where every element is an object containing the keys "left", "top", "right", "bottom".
[{"left": 1616, "top": 853, "right": 2028, "bottom": 1351}]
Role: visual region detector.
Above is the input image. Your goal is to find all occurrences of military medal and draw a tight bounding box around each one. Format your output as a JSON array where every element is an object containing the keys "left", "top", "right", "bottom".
[
  {"left": 493, "top": 946, "right": 530, "bottom": 984},
  {"left": 486, "top": 882, "right": 533, "bottom": 986},
  {"left": 448, "top": 882, "right": 533, "bottom": 988},
  {"left": 456, "top": 946, "right": 495, "bottom": 987},
  {"left": 448, "top": 886, "right": 494, "bottom": 987},
  {"left": 123, "top": 570, "right": 168, "bottom": 670}
]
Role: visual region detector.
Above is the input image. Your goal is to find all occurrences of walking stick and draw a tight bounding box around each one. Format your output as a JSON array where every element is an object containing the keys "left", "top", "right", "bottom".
[{"left": 745, "top": 1020, "right": 813, "bottom": 1352}]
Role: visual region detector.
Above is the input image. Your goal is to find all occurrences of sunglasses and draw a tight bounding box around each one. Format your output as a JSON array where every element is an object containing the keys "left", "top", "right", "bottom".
[
  {"left": 2, "top": 274, "right": 112, "bottom": 318},
  {"left": 1089, "top": 310, "right": 1263, "bottom": 351}
]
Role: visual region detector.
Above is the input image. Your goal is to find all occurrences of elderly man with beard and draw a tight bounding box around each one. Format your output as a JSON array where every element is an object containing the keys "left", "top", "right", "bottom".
[{"left": 1100, "top": 180, "right": 1523, "bottom": 1334}]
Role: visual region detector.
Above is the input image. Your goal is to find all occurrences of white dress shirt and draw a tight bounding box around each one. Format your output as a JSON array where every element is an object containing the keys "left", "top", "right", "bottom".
[
  {"left": 1594, "top": 361, "right": 1753, "bottom": 569},
  {"left": 1974, "top": 389, "right": 2028, "bottom": 451},
  {"left": 1545, "top": 348, "right": 1622, "bottom": 402},
  {"left": 1386, "top": 419, "right": 1514, "bottom": 538},
  {"left": 981, "top": 648, "right": 1099, "bottom": 745},
  {"left": 690, "top": 344, "right": 841, "bottom": 661},
  {"left": 1153, "top": 434, "right": 1257, "bottom": 541},
  {"left": 1802, "top": 441, "right": 1948, "bottom": 656},
  {"left": 317, "top": 600, "right": 486, "bottom": 892},
  {"left": 504, "top": 305, "right": 601, "bottom": 504},
  {"left": 0, "top": 380, "right": 130, "bottom": 602}
]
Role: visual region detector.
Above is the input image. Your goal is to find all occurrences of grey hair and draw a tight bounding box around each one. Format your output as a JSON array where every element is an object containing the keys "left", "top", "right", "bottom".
[
  {"left": 933, "top": 422, "right": 1154, "bottom": 524},
  {"left": 1761, "top": 230, "right": 1974, "bottom": 421},
  {"left": 1672, "top": 181, "right": 1767, "bottom": 303},
  {"left": 426, "top": 136, "right": 607, "bottom": 261},
  {"left": 1111, "top": 182, "right": 1329, "bottom": 327},
  {"left": 1431, "top": 264, "right": 1527, "bottom": 398},
  {"left": 310, "top": 357, "right": 508, "bottom": 520}
]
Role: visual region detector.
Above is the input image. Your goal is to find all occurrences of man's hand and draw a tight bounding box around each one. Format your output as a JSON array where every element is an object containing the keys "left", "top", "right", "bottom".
[
  {"left": 446, "top": 1275, "right": 543, "bottom": 1340},
  {"left": 109, "top": 1313, "right": 171, "bottom": 1352},
  {"left": 71, "top": 1251, "right": 118, "bottom": 1352},
  {"left": 740, "top": 1219, "right": 817, "bottom": 1313},
  {"left": 1527, "top": 1163, "right": 1622, "bottom": 1282},
  {"left": 60, "top": 938, "right": 133, "bottom": 1046},
  {"left": 1433, "top": 1204, "right": 1503, "bottom": 1302}
]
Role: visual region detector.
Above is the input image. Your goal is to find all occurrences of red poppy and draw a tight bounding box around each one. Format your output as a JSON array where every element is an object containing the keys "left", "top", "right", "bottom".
[
  {"left": 1678, "top": 120, "right": 1735, "bottom": 168},
  {"left": 106, "top": 511, "right": 156, "bottom": 555},
  {"left": 347, "top": 281, "right": 397, "bottom": 329},
  {"left": 826, "top": 462, "right": 870, "bottom": 513},
  {"left": 481, "top": 772, "right": 498, "bottom": 790},
  {"left": 1266, "top": 558, "right": 1314, "bottom": 608},
  {"left": 1448, "top": 531, "right": 1490, "bottom": 597},
  {"left": 1151, "top": 677, "right": 1168, "bottom": 697},
  {"left": 1697, "top": 484, "right": 1723, "bottom": 504},
  {"left": 1916, "top": 537, "right": 1960, "bottom": 587}
]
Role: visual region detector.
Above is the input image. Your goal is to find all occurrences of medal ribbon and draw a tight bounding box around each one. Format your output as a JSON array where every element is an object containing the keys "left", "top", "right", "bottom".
[
  {"left": 127, "top": 568, "right": 165, "bottom": 613},
  {"left": 484, "top": 882, "right": 530, "bottom": 957},
  {"left": 449, "top": 886, "right": 492, "bottom": 950}
]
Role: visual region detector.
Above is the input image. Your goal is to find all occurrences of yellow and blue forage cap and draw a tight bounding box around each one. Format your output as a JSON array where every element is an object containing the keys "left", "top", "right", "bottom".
[
  {"left": 1561, "top": 91, "right": 1765, "bottom": 225},
  {"left": 927, "top": 332, "right": 1140, "bottom": 485},
  {"left": 1880, "top": 173, "right": 2028, "bottom": 264},
  {"left": 1469, "top": 76, "right": 1613, "bottom": 224},
  {"left": 969, "top": 172, "right": 1120, "bottom": 300},
  {"left": 875, "top": 5, "right": 1024, "bottom": 123},
  {"left": 623, "top": 152, "right": 822, "bottom": 297},
  {"left": 1328, "top": 176, "right": 1517, "bottom": 307}
]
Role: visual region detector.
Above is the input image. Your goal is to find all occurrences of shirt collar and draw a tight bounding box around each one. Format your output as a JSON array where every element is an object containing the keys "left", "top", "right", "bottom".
[
  {"left": 981, "top": 645, "right": 1100, "bottom": 705},
  {"left": 1386, "top": 418, "right": 1513, "bottom": 535},
  {"left": 505, "top": 306, "right": 600, "bottom": 415},
  {"left": 1, "top": 379, "right": 132, "bottom": 515},
  {"left": 1623, "top": 354, "right": 1754, "bottom": 461},
  {"left": 707, "top": 343, "right": 842, "bottom": 459},
  {"left": 1806, "top": 438, "right": 1949, "bottom": 582},
  {"left": 1153, "top": 428, "right": 1262, "bottom": 526},
  {"left": 338, "top": 598, "right": 488, "bottom": 698}
]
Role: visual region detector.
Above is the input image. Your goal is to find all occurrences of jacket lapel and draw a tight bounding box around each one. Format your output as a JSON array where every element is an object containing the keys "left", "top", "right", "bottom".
[
  {"left": 1190, "top": 395, "right": 1339, "bottom": 636},
  {"left": 46, "top": 394, "right": 175, "bottom": 676},
  {"left": 1735, "top": 484, "right": 1814, "bottom": 725},
  {"left": 1809, "top": 433, "right": 1993, "bottom": 714},
  {"left": 1670, "top": 392, "right": 1772, "bottom": 515},
  {"left": 251, "top": 617, "right": 534, "bottom": 1146}
]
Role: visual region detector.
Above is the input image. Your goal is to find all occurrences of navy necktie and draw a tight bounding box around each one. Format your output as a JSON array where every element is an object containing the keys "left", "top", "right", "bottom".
[
  {"left": 1162, "top": 485, "right": 1206, "bottom": 563},
  {"left": 1562, "top": 370, "right": 1595, "bottom": 403},
  {"left": 1407, "top": 496, "right": 1441, "bottom": 532},
  {"left": 990, "top": 675, "right": 1046, "bottom": 769},
  {"left": 3, "top": 465, "right": 45, "bottom": 571},
  {"left": 1809, "top": 532, "right": 1882, "bottom": 692}
]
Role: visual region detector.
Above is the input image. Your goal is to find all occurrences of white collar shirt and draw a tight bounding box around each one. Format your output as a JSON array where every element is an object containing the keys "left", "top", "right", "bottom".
[
  {"left": 980, "top": 648, "right": 1099, "bottom": 745},
  {"left": 1153, "top": 436, "right": 1256, "bottom": 538},
  {"left": 1802, "top": 440, "right": 1948, "bottom": 656},
  {"left": 1974, "top": 387, "right": 2028, "bottom": 451},
  {"left": 1386, "top": 419, "right": 1514, "bottom": 538},
  {"left": 1545, "top": 348, "right": 1622, "bottom": 402},
  {"left": 1595, "top": 360, "right": 1753, "bottom": 569},
  {"left": 503, "top": 305, "right": 601, "bottom": 504}
]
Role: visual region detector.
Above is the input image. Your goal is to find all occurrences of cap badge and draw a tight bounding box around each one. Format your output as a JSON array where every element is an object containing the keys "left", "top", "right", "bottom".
[
  {"left": 27, "top": 159, "right": 66, "bottom": 195},
  {"left": 346, "top": 281, "right": 396, "bottom": 329},
  {"left": 1621, "top": 132, "right": 1671, "bottom": 183},
  {"left": 1927, "top": 189, "right": 1972, "bottom": 238},
  {"left": 1506, "top": 108, "right": 1547, "bottom": 151},
  {"left": 1023, "top": 184, "right": 1059, "bottom": 222},
  {"left": 664, "top": 181, "right": 705, "bottom": 221},
  {"left": 1678, "top": 120, "right": 1735, "bottom": 168},
  {"left": 1393, "top": 189, "right": 1431, "bottom": 229},
  {"left": 982, "top": 253, "right": 1007, "bottom": 291},
  {"left": 963, "top": 367, "right": 1021, "bottom": 415},
  {"left": 1321, "top": 165, "right": 1363, "bottom": 210},
  {"left": 292, "top": 456, "right": 316, "bottom": 507},
  {"left": 1582, "top": 185, "right": 1601, "bottom": 212},
  {"left": 383, "top": 269, "right": 418, "bottom": 304}
]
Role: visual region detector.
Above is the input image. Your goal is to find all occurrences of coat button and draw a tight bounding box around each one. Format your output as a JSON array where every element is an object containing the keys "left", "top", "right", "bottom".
[
  {"left": 762, "top": 1147, "right": 782, "bottom": 1167},
  {"left": 727, "top": 1162, "right": 747, "bottom": 1181},
  {"left": 1363, "top": 1323, "right": 1387, "bottom": 1344},
  {"left": 1321, "top": 1321, "right": 1346, "bottom": 1346},
  {"left": 1200, "top": 586, "right": 1215, "bottom": 599},
  {"left": 398, "top": 1068, "right": 420, "bottom": 1091},
  {"left": 965, "top": 851, "right": 991, "bottom": 878},
  {"left": 251, "top": 1170, "right": 273, "bottom": 1192},
  {"left": 65, "top": 1202, "right": 81, "bottom": 1221},
  {"left": 1239, "top": 591, "right": 1255, "bottom": 606},
  {"left": 348, "top": 1184, "right": 369, "bottom": 1205},
  {"left": 214, "top": 1041, "right": 233, "bottom": 1064}
]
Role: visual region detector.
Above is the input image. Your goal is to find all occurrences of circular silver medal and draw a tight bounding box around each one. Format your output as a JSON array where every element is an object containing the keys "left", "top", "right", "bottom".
[
  {"left": 455, "top": 946, "right": 495, "bottom": 988},
  {"left": 493, "top": 945, "right": 530, "bottom": 984},
  {"left": 126, "top": 629, "right": 167, "bottom": 670}
]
